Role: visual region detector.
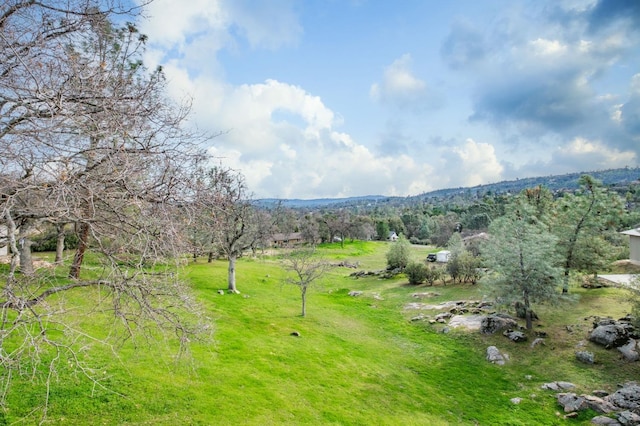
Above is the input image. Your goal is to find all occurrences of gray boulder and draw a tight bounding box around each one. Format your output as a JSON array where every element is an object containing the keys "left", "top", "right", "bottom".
[
  {"left": 591, "top": 416, "right": 622, "bottom": 425},
  {"left": 503, "top": 329, "right": 527, "bottom": 342},
  {"left": 558, "top": 393, "right": 587, "bottom": 413},
  {"left": 607, "top": 383, "right": 640, "bottom": 411},
  {"left": 481, "top": 314, "right": 518, "bottom": 334},
  {"left": 486, "top": 346, "right": 507, "bottom": 365},
  {"left": 576, "top": 350, "right": 596, "bottom": 364},
  {"left": 617, "top": 411, "right": 640, "bottom": 425},
  {"left": 617, "top": 339, "right": 640, "bottom": 362},
  {"left": 590, "top": 324, "right": 631, "bottom": 349},
  {"left": 542, "top": 381, "right": 576, "bottom": 391}
]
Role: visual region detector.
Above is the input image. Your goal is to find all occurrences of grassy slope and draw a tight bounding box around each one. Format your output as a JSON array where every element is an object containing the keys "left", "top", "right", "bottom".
[{"left": 4, "top": 241, "right": 639, "bottom": 425}]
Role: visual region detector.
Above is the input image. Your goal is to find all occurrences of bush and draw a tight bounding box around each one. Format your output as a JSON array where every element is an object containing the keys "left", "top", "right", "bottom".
[
  {"left": 386, "top": 235, "right": 410, "bottom": 270},
  {"left": 405, "top": 262, "right": 428, "bottom": 285},
  {"left": 424, "top": 266, "right": 443, "bottom": 286}
]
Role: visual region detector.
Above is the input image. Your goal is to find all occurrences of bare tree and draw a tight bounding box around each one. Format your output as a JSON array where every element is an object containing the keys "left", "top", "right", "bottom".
[
  {"left": 0, "top": 1, "right": 211, "bottom": 418},
  {"left": 282, "top": 248, "right": 330, "bottom": 317},
  {"left": 196, "top": 167, "right": 270, "bottom": 293}
]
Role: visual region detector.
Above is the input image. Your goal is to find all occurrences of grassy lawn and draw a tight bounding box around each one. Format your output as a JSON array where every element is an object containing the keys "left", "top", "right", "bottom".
[{"left": 3, "top": 241, "right": 638, "bottom": 424}]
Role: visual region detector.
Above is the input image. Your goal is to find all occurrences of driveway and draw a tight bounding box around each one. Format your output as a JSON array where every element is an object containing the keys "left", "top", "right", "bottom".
[{"left": 597, "top": 274, "right": 638, "bottom": 288}]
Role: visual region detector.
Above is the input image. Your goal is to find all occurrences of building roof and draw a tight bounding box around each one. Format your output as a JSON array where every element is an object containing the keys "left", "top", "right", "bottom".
[{"left": 621, "top": 228, "right": 640, "bottom": 237}]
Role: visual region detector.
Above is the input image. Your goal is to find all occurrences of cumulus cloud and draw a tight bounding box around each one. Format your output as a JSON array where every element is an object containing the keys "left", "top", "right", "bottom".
[
  {"left": 441, "top": 139, "right": 504, "bottom": 187},
  {"left": 370, "top": 54, "right": 441, "bottom": 112}
]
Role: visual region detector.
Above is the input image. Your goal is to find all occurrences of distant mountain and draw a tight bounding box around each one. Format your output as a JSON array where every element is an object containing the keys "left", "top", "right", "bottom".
[{"left": 257, "top": 167, "right": 640, "bottom": 209}]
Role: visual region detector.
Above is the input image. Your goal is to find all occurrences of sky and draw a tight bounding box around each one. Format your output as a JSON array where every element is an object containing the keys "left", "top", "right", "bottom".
[{"left": 135, "top": 0, "right": 640, "bottom": 199}]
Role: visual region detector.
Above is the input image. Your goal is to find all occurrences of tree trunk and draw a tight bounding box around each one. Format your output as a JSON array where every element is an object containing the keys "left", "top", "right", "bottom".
[
  {"left": 301, "top": 287, "right": 307, "bottom": 317},
  {"left": 19, "top": 237, "right": 34, "bottom": 276},
  {"left": 227, "top": 253, "right": 237, "bottom": 293},
  {"left": 208, "top": 251, "right": 214, "bottom": 263},
  {"left": 55, "top": 225, "right": 65, "bottom": 265},
  {"left": 69, "top": 222, "right": 90, "bottom": 279}
]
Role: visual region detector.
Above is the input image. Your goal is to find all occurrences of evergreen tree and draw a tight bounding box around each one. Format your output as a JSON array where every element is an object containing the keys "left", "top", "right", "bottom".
[{"left": 481, "top": 201, "right": 562, "bottom": 329}]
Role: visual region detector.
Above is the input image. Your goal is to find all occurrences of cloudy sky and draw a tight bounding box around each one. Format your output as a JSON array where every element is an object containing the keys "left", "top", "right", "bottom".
[{"left": 136, "top": 0, "right": 640, "bottom": 199}]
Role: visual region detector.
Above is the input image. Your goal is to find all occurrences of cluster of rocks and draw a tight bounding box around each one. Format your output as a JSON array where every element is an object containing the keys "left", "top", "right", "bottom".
[
  {"left": 585, "top": 316, "right": 639, "bottom": 363},
  {"left": 552, "top": 381, "right": 640, "bottom": 425},
  {"left": 350, "top": 267, "right": 409, "bottom": 279},
  {"left": 333, "top": 261, "right": 359, "bottom": 269}
]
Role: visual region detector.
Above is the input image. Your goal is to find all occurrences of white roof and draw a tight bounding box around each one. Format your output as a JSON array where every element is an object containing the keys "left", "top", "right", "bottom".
[{"left": 621, "top": 228, "right": 640, "bottom": 237}]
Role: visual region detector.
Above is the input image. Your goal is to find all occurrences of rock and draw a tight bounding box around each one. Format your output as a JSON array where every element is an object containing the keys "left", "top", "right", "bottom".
[
  {"left": 576, "top": 351, "right": 596, "bottom": 364},
  {"left": 290, "top": 331, "right": 301, "bottom": 337},
  {"left": 481, "top": 314, "right": 518, "bottom": 334},
  {"left": 348, "top": 291, "right": 363, "bottom": 297},
  {"left": 617, "top": 410, "right": 640, "bottom": 425},
  {"left": 617, "top": 339, "right": 639, "bottom": 362},
  {"left": 584, "top": 395, "right": 617, "bottom": 413},
  {"left": 411, "top": 292, "right": 440, "bottom": 298},
  {"left": 448, "top": 314, "right": 485, "bottom": 330},
  {"left": 530, "top": 338, "right": 546, "bottom": 348},
  {"left": 410, "top": 314, "right": 428, "bottom": 322},
  {"left": 557, "top": 393, "right": 587, "bottom": 413},
  {"left": 591, "top": 416, "right": 622, "bottom": 425},
  {"left": 510, "top": 397, "right": 522, "bottom": 404},
  {"left": 542, "top": 382, "right": 576, "bottom": 391},
  {"left": 503, "top": 330, "right": 527, "bottom": 342},
  {"left": 593, "top": 390, "right": 610, "bottom": 397},
  {"left": 607, "top": 383, "right": 640, "bottom": 411},
  {"left": 434, "top": 312, "right": 452, "bottom": 323},
  {"left": 590, "top": 324, "right": 631, "bottom": 348},
  {"left": 486, "top": 346, "right": 507, "bottom": 365},
  {"left": 217, "top": 289, "right": 225, "bottom": 295}
]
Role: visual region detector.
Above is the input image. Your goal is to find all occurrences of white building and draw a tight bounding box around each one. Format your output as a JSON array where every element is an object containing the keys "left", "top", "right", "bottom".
[
  {"left": 436, "top": 250, "right": 451, "bottom": 263},
  {"left": 621, "top": 227, "right": 640, "bottom": 266}
]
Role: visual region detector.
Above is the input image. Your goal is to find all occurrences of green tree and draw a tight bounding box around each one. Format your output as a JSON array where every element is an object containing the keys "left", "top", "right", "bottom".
[
  {"left": 481, "top": 202, "right": 562, "bottom": 329},
  {"left": 386, "top": 234, "right": 411, "bottom": 270},
  {"left": 551, "top": 175, "right": 624, "bottom": 293},
  {"left": 375, "top": 220, "right": 390, "bottom": 241}
]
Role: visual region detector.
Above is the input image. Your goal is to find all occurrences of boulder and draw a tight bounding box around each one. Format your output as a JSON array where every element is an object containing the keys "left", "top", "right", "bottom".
[
  {"left": 481, "top": 314, "right": 518, "bottom": 334},
  {"left": 617, "top": 411, "right": 640, "bottom": 425},
  {"left": 542, "top": 382, "right": 576, "bottom": 391},
  {"left": 607, "top": 383, "right": 640, "bottom": 411},
  {"left": 558, "top": 393, "right": 587, "bottom": 413},
  {"left": 576, "top": 351, "right": 596, "bottom": 364},
  {"left": 503, "top": 329, "right": 527, "bottom": 342},
  {"left": 590, "top": 324, "right": 631, "bottom": 348},
  {"left": 348, "top": 291, "right": 363, "bottom": 297},
  {"left": 591, "top": 416, "right": 622, "bottom": 425},
  {"left": 584, "top": 395, "right": 618, "bottom": 414},
  {"left": 617, "top": 339, "right": 640, "bottom": 362},
  {"left": 486, "top": 346, "right": 507, "bottom": 365}
]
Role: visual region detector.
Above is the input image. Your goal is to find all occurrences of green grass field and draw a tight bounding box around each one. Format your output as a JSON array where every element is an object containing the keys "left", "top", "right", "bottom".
[{"left": 3, "top": 241, "right": 638, "bottom": 425}]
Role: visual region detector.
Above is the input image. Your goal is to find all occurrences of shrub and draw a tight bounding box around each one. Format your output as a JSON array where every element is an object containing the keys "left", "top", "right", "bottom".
[
  {"left": 405, "top": 262, "right": 428, "bottom": 285},
  {"left": 386, "top": 235, "right": 410, "bottom": 270}
]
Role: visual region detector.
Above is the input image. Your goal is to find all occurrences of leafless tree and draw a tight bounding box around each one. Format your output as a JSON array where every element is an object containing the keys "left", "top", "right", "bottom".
[
  {"left": 282, "top": 248, "right": 330, "bottom": 317},
  {"left": 193, "top": 166, "right": 273, "bottom": 293},
  {"left": 0, "top": 1, "right": 211, "bottom": 418}
]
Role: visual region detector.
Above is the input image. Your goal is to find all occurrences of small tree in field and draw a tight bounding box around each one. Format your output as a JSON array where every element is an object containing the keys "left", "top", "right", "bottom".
[
  {"left": 405, "top": 262, "right": 428, "bottom": 285},
  {"left": 386, "top": 234, "right": 411, "bottom": 270},
  {"left": 282, "top": 249, "right": 330, "bottom": 317}
]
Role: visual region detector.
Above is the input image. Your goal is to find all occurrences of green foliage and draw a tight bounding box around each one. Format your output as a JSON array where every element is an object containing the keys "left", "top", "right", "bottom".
[
  {"left": 481, "top": 200, "right": 563, "bottom": 328},
  {"left": 404, "top": 261, "right": 428, "bottom": 284},
  {"left": 31, "top": 228, "right": 79, "bottom": 252},
  {"left": 385, "top": 234, "right": 411, "bottom": 270}
]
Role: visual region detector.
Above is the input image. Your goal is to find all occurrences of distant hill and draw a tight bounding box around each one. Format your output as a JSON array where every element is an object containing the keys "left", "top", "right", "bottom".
[{"left": 257, "top": 167, "right": 640, "bottom": 209}]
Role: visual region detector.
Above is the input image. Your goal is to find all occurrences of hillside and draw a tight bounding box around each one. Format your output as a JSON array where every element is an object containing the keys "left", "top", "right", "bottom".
[{"left": 258, "top": 167, "right": 640, "bottom": 209}]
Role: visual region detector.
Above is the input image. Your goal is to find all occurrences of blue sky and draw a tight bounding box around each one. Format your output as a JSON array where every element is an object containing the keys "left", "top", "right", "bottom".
[{"left": 136, "top": 0, "right": 640, "bottom": 199}]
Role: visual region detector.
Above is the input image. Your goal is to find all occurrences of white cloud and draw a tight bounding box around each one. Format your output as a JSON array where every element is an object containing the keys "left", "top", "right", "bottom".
[
  {"left": 370, "top": 54, "right": 439, "bottom": 111},
  {"left": 450, "top": 139, "right": 504, "bottom": 187}
]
